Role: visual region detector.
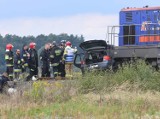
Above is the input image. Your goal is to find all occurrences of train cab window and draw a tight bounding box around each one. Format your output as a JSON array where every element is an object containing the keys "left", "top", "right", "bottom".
[{"left": 123, "top": 25, "right": 135, "bottom": 45}]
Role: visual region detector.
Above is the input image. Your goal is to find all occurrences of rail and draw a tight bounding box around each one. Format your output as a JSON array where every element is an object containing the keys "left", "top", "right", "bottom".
[{"left": 107, "top": 23, "right": 160, "bottom": 46}]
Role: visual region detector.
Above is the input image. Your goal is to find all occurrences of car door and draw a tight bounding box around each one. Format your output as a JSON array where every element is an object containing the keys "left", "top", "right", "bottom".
[{"left": 74, "top": 53, "right": 85, "bottom": 69}]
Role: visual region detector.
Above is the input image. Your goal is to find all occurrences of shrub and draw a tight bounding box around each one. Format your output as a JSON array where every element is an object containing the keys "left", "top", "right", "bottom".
[
  {"left": 78, "top": 71, "right": 115, "bottom": 93},
  {"left": 78, "top": 59, "right": 160, "bottom": 93}
]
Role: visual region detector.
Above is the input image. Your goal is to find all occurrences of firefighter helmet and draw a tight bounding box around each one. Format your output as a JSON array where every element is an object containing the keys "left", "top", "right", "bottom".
[
  {"left": 61, "top": 40, "right": 66, "bottom": 44},
  {"left": 6, "top": 44, "right": 13, "bottom": 50},
  {"left": 60, "top": 40, "right": 66, "bottom": 46},
  {"left": 65, "top": 41, "right": 71, "bottom": 46},
  {"left": 52, "top": 41, "right": 57, "bottom": 46},
  {"left": 29, "top": 42, "right": 36, "bottom": 49}
]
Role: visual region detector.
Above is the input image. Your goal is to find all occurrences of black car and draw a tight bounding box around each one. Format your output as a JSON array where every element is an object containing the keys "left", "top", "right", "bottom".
[{"left": 74, "top": 40, "right": 113, "bottom": 74}]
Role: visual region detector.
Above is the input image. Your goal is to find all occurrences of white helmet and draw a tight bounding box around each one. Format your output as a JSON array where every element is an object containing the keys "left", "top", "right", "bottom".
[{"left": 32, "top": 76, "right": 38, "bottom": 81}]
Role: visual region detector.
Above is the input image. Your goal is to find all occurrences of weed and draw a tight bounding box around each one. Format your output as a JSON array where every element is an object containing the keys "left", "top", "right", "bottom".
[{"left": 1, "top": 60, "right": 160, "bottom": 118}]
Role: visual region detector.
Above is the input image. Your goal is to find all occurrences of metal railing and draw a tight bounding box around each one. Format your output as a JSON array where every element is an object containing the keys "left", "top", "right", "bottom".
[{"left": 107, "top": 23, "right": 160, "bottom": 46}]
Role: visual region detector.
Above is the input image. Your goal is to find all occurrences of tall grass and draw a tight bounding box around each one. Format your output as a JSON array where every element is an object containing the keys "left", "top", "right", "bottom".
[
  {"left": 1, "top": 59, "right": 160, "bottom": 118},
  {"left": 79, "top": 59, "right": 160, "bottom": 93}
]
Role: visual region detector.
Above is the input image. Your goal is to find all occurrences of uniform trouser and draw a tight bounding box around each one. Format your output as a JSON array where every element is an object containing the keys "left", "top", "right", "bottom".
[
  {"left": 41, "top": 62, "right": 50, "bottom": 77},
  {"left": 6, "top": 66, "right": 13, "bottom": 80},
  {"left": 0, "top": 78, "right": 9, "bottom": 92},
  {"left": 59, "top": 62, "right": 66, "bottom": 77},
  {"left": 53, "top": 65, "right": 59, "bottom": 78},
  {"left": 22, "top": 63, "right": 28, "bottom": 73},
  {"left": 65, "top": 62, "right": 73, "bottom": 77},
  {"left": 26, "top": 67, "right": 38, "bottom": 81},
  {"left": 14, "top": 69, "right": 22, "bottom": 80}
]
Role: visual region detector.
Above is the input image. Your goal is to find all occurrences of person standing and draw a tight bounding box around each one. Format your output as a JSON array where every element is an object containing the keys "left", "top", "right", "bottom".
[
  {"left": 21, "top": 44, "right": 30, "bottom": 73},
  {"left": 50, "top": 41, "right": 63, "bottom": 80},
  {"left": 64, "top": 41, "right": 77, "bottom": 78},
  {"left": 39, "top": 43, "right": 50, "bottom": 77},
  {"left": 5, "top": 44, "right": 14, "bottom": 80},
  {"left": 59, "top": 40, "right": 66, "bottom": 80},
  {"left": 14, "top": 49, "right": 22, "bottom": 80},
  {"left": 26, "top": 42, "right": 38, "bottom": 81},
  {"left": 0, "top": 72, "right": 10, "bottom": 93}
]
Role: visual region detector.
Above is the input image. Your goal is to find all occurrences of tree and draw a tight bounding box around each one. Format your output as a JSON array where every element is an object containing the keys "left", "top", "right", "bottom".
[{"left": 0, "top": 33, "right": 84, "bottom": 73}]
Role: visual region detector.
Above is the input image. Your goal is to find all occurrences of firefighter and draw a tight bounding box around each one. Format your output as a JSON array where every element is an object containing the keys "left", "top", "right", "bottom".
[
  {"left": 49, "top": 42, "right": 54, "bottom": 78},
  {"left": 39, "top": 43, "right": 50, "bottom": 77},
  {"left": 21, "top": 44, "right": 30, "bottom": 73},
  {"left": 64, "top": 41, "right": 77, "bottom": 78},
  {"left": 50, "top": 41, "right": 63, "bottom": 79},
  {"left": 0, "top": 72, "right": 10, "bottom": 93},
  {"left": 26, "top": 42, "right": 38, "bottom": 81},
  {"left": 59, "top": 40, "right": 66, "bottom": 80},
  {"left": 5, "top": 44, "right": 14, "bottom": 80},
  {"left": 14, "top": 49, "right": 22, "bottom": 80}
]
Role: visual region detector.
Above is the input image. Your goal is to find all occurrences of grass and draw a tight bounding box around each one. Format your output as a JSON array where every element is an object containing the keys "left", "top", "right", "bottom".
[
  {"left": 79, "top": 60, "right": 160, "bottom": 93},
  {"left": 1, "top": 90, "right": 160, "bottom": 118},
  {"left": 1, "top": 60, "right": 160, "bottom": 118}
]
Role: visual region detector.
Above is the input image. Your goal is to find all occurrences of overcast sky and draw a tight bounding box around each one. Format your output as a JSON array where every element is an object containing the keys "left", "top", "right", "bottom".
[{"left": 0, "top": 0, "right": 159, "bottom": 40}]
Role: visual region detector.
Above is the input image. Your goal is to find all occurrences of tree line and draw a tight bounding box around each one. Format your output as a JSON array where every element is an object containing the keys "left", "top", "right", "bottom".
[{"left": 0, "top": 33, "right": 84, "bottom": 73}]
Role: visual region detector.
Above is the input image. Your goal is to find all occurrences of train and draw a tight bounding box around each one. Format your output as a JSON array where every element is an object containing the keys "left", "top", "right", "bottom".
[
  {"left": 74, "top": 6, "right": 160, "bottom": 72},
  {"left": 108, "top": 6, "right": 160, "bottom": 69}
]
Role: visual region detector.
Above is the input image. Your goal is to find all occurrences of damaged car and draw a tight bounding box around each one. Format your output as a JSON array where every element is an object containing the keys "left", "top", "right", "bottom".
[{"left": 74, "top": 40, "right": 114, "bottom": 74}]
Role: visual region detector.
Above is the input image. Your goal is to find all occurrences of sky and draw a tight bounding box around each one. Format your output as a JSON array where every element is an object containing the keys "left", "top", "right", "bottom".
[{"left": 0, "top": 0, "right": 159, "bottom": 40}]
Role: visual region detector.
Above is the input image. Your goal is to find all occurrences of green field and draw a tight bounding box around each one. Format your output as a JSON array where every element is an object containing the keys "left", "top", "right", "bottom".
[{"left": 1, "top": 60, "right": 160, "bottom": 119}]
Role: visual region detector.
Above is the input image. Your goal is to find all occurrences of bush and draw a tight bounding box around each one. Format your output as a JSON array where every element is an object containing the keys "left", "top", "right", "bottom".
[
  {"left": 78, "top": 60, "right": 160, "bottom": 93},
  {"left": 78, "top": 71, "right": 116, "bottom": 94}
]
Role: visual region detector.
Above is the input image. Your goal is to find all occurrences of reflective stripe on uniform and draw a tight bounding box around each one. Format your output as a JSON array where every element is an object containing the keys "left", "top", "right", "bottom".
[
  {"left": 24, "top": 63, "right": 28, "bottom": 67},
  {"left": 14, "top": 69, "right": 22, "bottom": 72},
  {"left": 55, "top": 50, "right": 62, "bottom": 56},
  {"left": 54, "top": 72, "right": 58, "bottom": 74},
  {"left": 50, "top": 55, "right": 54, "bottom": 58},
  {"left": 58, "top": 72, "right": 61, "bottom": 76},
  {"left": 5, "top": 55, "right": 9, "bottom": 60},
  {"left": 9, "top": 57, "right": 13, "bottom": 60},
  {"left": 18, "top": 60, "right": 21, "bottom": 64},
  {"left": 31, "top": 69, "right": 35, "bottom": 71},
  {"left": 9, "top": 74, "right": 13, "bottom": 77},
  {"left": 51, "top": 63, "right": 59, "bottom": 66},
  {"left": 6, "top": 64, "right": 13, "bottom": 66},
  {"left": 23, "top": 54, "right": 27, "bottom": 57}
]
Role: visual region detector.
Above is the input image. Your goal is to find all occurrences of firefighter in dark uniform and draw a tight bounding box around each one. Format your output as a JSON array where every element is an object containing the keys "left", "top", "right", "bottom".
[
  {"left": 50, "top": 41, "right": 63, "bottom": 79},
  {"left": 21, "top": 44, "right": 30, "bottom": 73},
  {"left": 59, "top": 40, "right": 66, "bottom": 80},
  {"left": 0, "top": 72, "right": 10, "bottom": 93},
  {"left": 5, "top": 44, "right": 14, "bottom": 80},
  {"left": 26, "top": 42, "right": 38, "bottom": 81},
  {"left": 40, "top": 43, "right": 50, "bottom": 77},
  {"left": 14, "top": 49, "right": 22, "bottom": 80}
]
